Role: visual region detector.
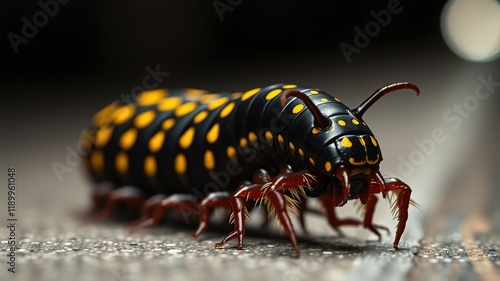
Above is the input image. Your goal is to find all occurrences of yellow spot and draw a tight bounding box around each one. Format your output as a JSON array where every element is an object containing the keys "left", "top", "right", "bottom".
[
  {"left": 119, "top": 128, "right": 138, "bottom": 150},
  {"left": 137, "top": 89, "right": 167, "bottom": 106},
  {"left": 248, "top": 132, "right": 258, "bottom": 146},
  {"left": 184, "top": 88, "right": 207, "bottom": 99},
  {"left": 157, "top": 97, "right": 182, "bottom": 111},
  {"left": 360, "top": 138, "right": 366, "bottom": 146},
  {"left": 265, "top": 131, "right": 273, "bottom": 144},
  {"left": 292, "top": 104, "right": 304, "bottom": 114},
  {"left": 175, "top": 102, "right": 197, "bottom": 117},
  {"left": 92, "top": 102, "right": 120, "bottom": 127},
  {"left": 341, "top": 138, "right": 352, "bottom": 148},
  {"left": 219, "top": 102, "right": 235, "bottom": 118},
  {"left": 207, "top": 97, "right": 229, "bottom": 110},
  {"left": 231, "top": 92, "right": 242, "bottom": 99},
  {"left": 309, "top": 157, "right": 315, "bottom": 166},
  {"left": 334, "top": 97, "right": 341, "bottom": 102},
  {"left": 179, "top": 127, "right": 196, "bottom": 149},
  {"left": 193, "top": 111, "right": 209, "bottom": 124},
  {"left": 144, "top": 155, "right": 157, "bottom": 176},
  {"left": 320, "top": 98, "right": 328, "bottom": 102},
  {"left": 367, "top": 154, "right": 380, "bottom": 165},
  {"left": 282, "top": 84, "right": 297, "bottom": 89},
  {"left": 289, "top": 142, "right": 295, "bottom": 154},
  {"left": 338, "top": 120, "right": 346, "bottom": 126},
  {"left": 206, "top": 123, "right": 220, "bottom": 144},
  {"left": 200, "top": 94, "right": 220, "bottom": 103},
  {"left": 324, "top": 161, "right": 332, "bottom": 173},
  {"left": 312, "top": 127, "right": 320, "bottom": 134},
  {"left": 298, "top": 148, "right": 305, "bottom": 159},
  {"left": 162, "top": 118, "right": 175, "bottom": 131},
  {"left": 95, "top": 126, "right": 113, "bottom": 148},
  {"left": 241, "top": 88, "right": 261, "bottom": 101},
  {"left": 240, "top": 138, "right": 248, "bottom": 149},
  {"left": 227, "top": 146, "right": 237, "bottom": 161},
  {"left": 310, "top": 90, "right": 319, "bottom": 94},
  {"left": 265, "top": 89, "right": 282, "bottom": 100},
  {"left": 352, "top": 119, "right": 360, "bottom": 125},
  {"left": 134, "top": 110, "right": 156, "bottom": 129},
  {"left": 115, "top": 152, "right": 128, "bottom": 174},
  {"left": 113, "top": 104, "right": 136, "bottom": 125},
  {"left": 175, "top": 154, "right": 187, "bottom": 174},
  {"left": 277, "top": 134, "right": 284, "bottom": 148},
  {"left": 370, "top": 136, "right": 378, "bottom": 147},
  {"left": 148, "top": 131, "right": 165, "bottom": 153},
  {"left": 204, "top": 150, "right": 215, "bottom": 170},
  {"left": 90, "top": 150, "right": 104, "bottom": 171}
]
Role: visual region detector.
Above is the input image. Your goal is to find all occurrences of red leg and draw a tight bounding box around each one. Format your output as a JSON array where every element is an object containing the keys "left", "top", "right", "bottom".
[
  {"left": 191, "top": 191, "right": 232, "bottom": 239},
  {"left": 361, "top": 194, "right": 390, "bottom": 241},
  {"left": 85, "top": 185, "right": 147, "bottom": 223},
  {"left": 129, "top": 194, "right": 198, "bottom": 231},
  {"left": 216, "top": 167, "right": 317, "bottom": 257},
  {"left": 320, "top": 194, "right": 361, "bottom": 236},
  {"left": 380, "top": 178, "right": 412, "bottom": 250},
  {"left": 127, "top": 194, "right": 167, "bottom": 231}
]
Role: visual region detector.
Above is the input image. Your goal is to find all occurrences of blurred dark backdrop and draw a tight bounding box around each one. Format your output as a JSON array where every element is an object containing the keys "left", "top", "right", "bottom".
[{"left": 1, "top": 0, "right": 447, "bottom": 85}]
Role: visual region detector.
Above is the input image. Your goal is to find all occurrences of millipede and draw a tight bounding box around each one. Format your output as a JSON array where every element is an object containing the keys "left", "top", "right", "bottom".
[{"left": 82, "top": 82, "right": 420, "bottom": 257}]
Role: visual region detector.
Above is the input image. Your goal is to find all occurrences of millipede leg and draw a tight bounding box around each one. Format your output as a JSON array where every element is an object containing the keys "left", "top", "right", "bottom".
[
  {"left": 127, "top": 194, "right": 167, "bottom": 231},
  {"left": 85, "top": 185, "right": 146, "bottom": 223},
  {"left": 192, "top": 192, "right": 232, "bottom": 239},
  {"left": 129, "top": 194, "right": 198, "bottom": 232},
  {"left": 320, "top": 194, "right": 361, "bottom": 237}
]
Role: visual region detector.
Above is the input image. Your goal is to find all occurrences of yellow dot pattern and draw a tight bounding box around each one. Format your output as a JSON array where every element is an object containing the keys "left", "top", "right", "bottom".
[
  {"left": 248, "top": 132, "right": 258, "bottom": 146},
  {"left": 134, "top": 110, "right": 156, "bottom": 129},
  {"left": 265, "top": 131, "right": 273, "bottom": 145},
  {"left": 265, "top": 89, "right": 282, "bottom": 100},
  {"left": 90, "top": 150, "right": 104, "bottom": 171},
  {"left": 277, "top": 134, "right": 284, "bottom": 148},
  {"left": 119, "top": 128, "right": 138, "bottom": 150},
  {"left": 162, "top": 118, "right": 175, "bottom": 131},
  {"left": 179, "top": 127, "right": 196, "bottom": 149},
  {"left": 370, "top": 136, "right": 378, "bottom": 147},
  {"left": 308, "top": 157, "right": 315, "bottom": 166},
  {"left": 157, "top": 97, "right": 182, "bottom": 111},
  {"left": 227, "top": 146, "right": 237, "bottom": 161},
  {"left": 298, "top": 148, "right": 305, "bottom": 159},
  {"left": 324, "top": 161, "right": 332, "bottom": 173},
  {"left": 206, "top": 123, "right": 220, "bottom": 144},
  {"left": 312, "top": 127, "right": 320, "bottom": 134},
  {"left": 320, "top": 98, "right": 328, "bottom": 102},
  {"left": 95, "top": 126, "right": 113, "bottom": 148},
  {"left": 193, "top": 111, "right": 208, "bottom": 124},
  {"left": 144, "top": 155, "right": 157, "bottom": 176},
  {"left": 360, "top": 138, "right": 366, "bottom": 146},
  {"left": 352, "top": 119, "right": 360, "bottom": 125},
  {"left": 137, "top": 89, "right": 167, "bottom": 106},
  {"left": 338, "top": 120, "right": 346, "bottom": 126},
  {"left": 282, "top": 84, "right": 297, "bottom": 89},
  {"left": 115, "top": 152, "right": 129, "bottom": 174},
  {"left": 207, "top": 97, "right": 229, "bottom": 110},
  {"left": 241, "top": 88, "right": 261, "bottom": 101},
  {"left": 219, "top": 102, "right": 235, "bottom": 118},
  {"left": 204, "top": 150, "right": 215, "bottom": 170},
  {"left": 113, "top": 104, "right": 136, "bottom": 125},
  {"left": 175, "top": 102, "right": 197, "bottom": 117},
  {"left": 240, "top": 138, "right": 248, "bottom": 149},
  {"left": 200, "top": 94, "right": 220, "bottom": 104},
  {"left": 341, "top": 138, "right": 352, "bottom": 148},
  {"left": 292, "top": 104, "right": 304, "bottom": 114},
  {"left": 310, "top": 90, "right": 319, "bottom": 94},
  {"left": 148, "top": 131, "right": 165, "bottom": 153},
  {"left": 175, "top": 154, "right": 187, "bottom": 174},
  {"left": 289, "top": 142, "right": 295, "bottom": 155}
]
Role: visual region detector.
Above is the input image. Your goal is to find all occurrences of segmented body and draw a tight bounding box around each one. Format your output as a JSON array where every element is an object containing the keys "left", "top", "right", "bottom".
[{"left": 84, "top": 83, "right": 381, "bottom": 197}]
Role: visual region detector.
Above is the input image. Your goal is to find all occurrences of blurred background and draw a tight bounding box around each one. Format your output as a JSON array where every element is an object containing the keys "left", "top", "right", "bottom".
[{"left": 0, "top": 0, "right": 499, "bottom": 280}]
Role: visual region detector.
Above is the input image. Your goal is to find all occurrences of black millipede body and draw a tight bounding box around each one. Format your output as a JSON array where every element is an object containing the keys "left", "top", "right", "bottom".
[{"left": 83, "top": 82, "right": 420, "bottom": 257}]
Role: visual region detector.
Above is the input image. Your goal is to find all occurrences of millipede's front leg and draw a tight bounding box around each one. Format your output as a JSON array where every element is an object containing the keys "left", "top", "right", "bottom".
[
  {"left": 192, "top": 191, "right": 232, "bottom": 239},
  {"left": 383, "top": 178, "right": 412, "bottom": 250}
]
